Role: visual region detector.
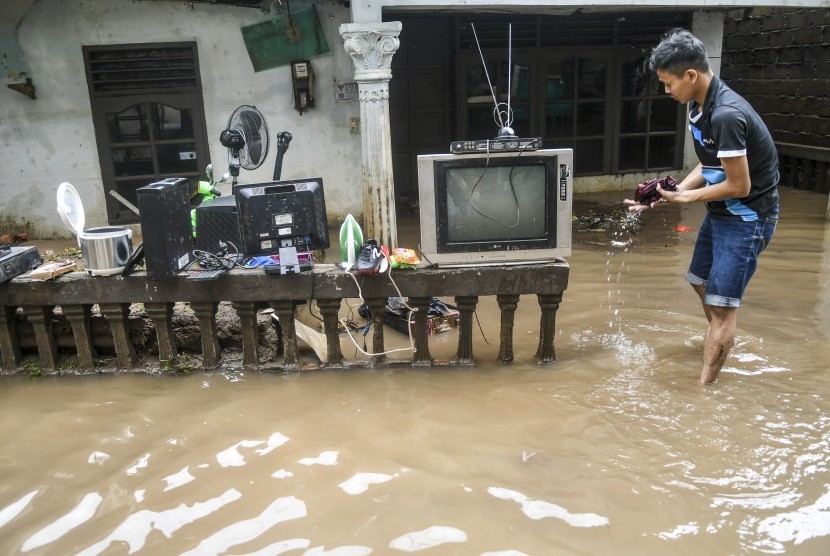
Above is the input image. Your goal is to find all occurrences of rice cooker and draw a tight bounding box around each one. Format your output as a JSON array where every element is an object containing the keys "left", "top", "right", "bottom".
[{"left": 56, "top": 182, "right": 133, "bottom": 276}]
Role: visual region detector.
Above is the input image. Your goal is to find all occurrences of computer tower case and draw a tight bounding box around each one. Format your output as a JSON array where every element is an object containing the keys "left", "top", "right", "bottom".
[
  {"left": 136, "top": 177, "right": 193, "bottom": 280},
  {"left": 194, "top": 196, "right": 242, "bottom": 254}
]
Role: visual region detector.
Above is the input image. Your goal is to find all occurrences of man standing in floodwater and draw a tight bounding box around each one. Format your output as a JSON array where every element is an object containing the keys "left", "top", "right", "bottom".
[{"left": 625, "top": 28, "right": 780, "bottom": 384}]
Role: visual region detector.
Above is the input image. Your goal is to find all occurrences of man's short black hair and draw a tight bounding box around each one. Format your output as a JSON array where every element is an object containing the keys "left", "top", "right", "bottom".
[{"left": 649, "top": 28, "right": 710, "bottom": 76}]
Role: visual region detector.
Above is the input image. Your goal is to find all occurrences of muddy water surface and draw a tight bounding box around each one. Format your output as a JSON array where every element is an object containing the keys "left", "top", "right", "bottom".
[{"left": 2, "top": 189, "right": 830, "bottom": 555}]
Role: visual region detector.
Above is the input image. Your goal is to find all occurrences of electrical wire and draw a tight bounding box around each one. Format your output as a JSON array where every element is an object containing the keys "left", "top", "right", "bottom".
[
  {"left": 188, "top": 241, "right": 243, "bottom": 271},
  {"left": 467, "top": 140, "right": 538, "bottom": 229},
  {"left": 339, "top": 251, "right": 418, "bottom": 357}
]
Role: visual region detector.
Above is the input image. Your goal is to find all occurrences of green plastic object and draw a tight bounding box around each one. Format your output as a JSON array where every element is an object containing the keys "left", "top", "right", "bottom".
[
  {"left": 191, "top": 181, "right": 220, "bottom": 237},
  {"left": 339, "top": 214, "right": 363, "bottom": 268}
]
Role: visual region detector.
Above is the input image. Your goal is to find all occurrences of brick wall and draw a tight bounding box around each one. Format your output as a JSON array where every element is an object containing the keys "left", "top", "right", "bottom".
[{"left": 721, "top": 8, "right": 830, "bottom": 148}]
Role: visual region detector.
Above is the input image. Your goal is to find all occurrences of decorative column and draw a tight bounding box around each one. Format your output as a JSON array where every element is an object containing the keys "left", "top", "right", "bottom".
[{"left": 340, "top": 21, "right": 402, "bottom": 248}]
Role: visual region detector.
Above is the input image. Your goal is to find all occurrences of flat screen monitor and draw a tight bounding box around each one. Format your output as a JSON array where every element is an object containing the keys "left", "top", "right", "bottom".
[
  {"left": 235, "top": 178, "right": 330, "bottom": 257},
  {"left": 417, "top": 149, "right": 572, "bottom": 266}
]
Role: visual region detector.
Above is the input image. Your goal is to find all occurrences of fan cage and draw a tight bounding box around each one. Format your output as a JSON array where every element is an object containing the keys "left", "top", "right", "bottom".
[{"left": 227, "top": 105, "right": 270, "bottom": 170}]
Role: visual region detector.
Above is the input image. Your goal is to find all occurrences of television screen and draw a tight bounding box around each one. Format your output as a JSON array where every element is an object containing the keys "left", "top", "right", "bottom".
[
  {"left": 235, "top": 178, "right": 329, "bottom": 257},
  {"left": 418, "top": 149, "right": 572, "bottom": 267},
  {"left": 443, "top": 162, "right": 547, "bottom": 243}
]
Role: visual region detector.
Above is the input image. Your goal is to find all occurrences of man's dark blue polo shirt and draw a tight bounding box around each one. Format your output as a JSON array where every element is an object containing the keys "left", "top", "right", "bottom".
[{"left": 688, "top": 76, "right": 779, "bottom": 221}]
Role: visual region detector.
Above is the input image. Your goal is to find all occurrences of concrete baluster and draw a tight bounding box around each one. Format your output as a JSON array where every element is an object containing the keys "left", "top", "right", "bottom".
[
  {"left": 271, "top": 301, "right": 300, "bottom": 370},
  {"left": 190, "top": 302, "right": 220, "bottom": 369},
  {"left": 232, "top": 301, "right": 260, "bottom": 367},
  {"left": 366, "top": 297, "right": 388, "bottom": 366},
  {"left": 23, "top": 305, "right": 58, "bottom": 371},
  {"left": 535, "top": 293, "right": 562, "bottom": 364},
  {"left": 62, "top": 304, "right": 96, "bottom": 369},
  {"left": 409, "top": 296, "right": 432, "bottom": 366},
  {"left": 454, "top": 296, "right": 479, "bottom": 366},
  {"left": 496, "top": 294, "right": 520, "bottom": 363},
  {"left": 145, "top": 302, "right": 177, "bottom": 367},
  {"left": 316, "top": 298, "right": 344, "bottom": 366},
  {"left": 0, "top": 306, "right": 22, "bottom": 370},
  {"left": 100, "top": 303, "right": 137, "bottom": 368}
]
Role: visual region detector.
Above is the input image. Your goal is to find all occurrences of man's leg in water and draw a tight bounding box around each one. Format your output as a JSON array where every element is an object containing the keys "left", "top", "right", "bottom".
[
  {"left": 692, "top": 283, "right": 736, "bottom": 384},
  {"left": 701, "top": 305, "right": 737, "bottom": 384}
]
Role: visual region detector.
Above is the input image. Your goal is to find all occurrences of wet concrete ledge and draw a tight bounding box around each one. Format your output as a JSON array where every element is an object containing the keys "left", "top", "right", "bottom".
[{"left": 0, "top": 262, "right": 569, "bottom": 373}]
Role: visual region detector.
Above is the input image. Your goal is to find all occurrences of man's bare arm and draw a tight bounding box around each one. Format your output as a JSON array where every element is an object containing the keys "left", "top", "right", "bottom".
[{"left": 659, "top": 156, "right": 751, "bottom": 204}]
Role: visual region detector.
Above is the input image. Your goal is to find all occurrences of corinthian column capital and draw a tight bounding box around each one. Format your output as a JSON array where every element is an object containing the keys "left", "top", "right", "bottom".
[{"left": 339, "top": 22, "right": 402, "bottom": 82}]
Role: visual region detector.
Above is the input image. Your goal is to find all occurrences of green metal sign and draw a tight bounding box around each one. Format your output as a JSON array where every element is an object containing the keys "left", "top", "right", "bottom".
[{"left": 241, "top": 5, "right": 330, "bottom": 72}]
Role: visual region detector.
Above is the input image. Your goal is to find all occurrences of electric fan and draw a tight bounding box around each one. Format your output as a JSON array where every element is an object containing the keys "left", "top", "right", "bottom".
[{"left": 219, "top": 105, "right": 270, "bottom": 187}]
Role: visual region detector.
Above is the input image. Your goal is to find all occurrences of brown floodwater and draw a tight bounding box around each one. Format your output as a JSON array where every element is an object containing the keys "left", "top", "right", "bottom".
[{"left": 2, "top": 188, "right": 830, "bottom": 555}]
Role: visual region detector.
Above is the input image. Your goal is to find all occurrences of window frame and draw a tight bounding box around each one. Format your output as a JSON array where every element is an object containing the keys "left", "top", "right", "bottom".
[
  {"left": 83, "top": 41, "right": 211, "bottom": 224},
  {"left": 452, "top": 15, "right": 689, "bottom": 177}
]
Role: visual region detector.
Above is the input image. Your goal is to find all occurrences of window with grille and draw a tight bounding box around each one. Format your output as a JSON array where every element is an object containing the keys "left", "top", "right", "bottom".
[{"left": 83, "top": 42, "right": 210, "bottom": 223}]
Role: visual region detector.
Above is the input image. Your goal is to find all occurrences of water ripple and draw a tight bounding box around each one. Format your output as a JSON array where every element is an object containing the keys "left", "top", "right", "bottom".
[
  {"left": 298, "top": 450, "right": 339, "bottom": 466},
  {"left": 180, "top": 496, "right": 307, "bottom": 555},
  {"left": 217, "top": 432, "right": 290, "bottom": 467},
  {"left": 338, "top": 472, "right": 399, "bottom": 495},
  {"left": 21, "top": 492, "right": 102, "bottom": 552},
  {"left": 487, "top": 486, "right": 609, "bottom": 527},
  {"left": 78, "top": 488, "right": 242, "bottom": 555},
  {"left": 0, "top": 490, "right": 38, "bottom": 530},
  {"left": 756, "top": 488, "right": 830, "bottom": 548},
  {"left": 388, "top": 525, "right": 468, "bottom": 552}
]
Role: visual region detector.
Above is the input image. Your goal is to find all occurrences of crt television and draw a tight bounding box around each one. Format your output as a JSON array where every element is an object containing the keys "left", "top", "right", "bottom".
[
  {"left": 235, "top": 177, "right": 330, "bottom": 257},
  {"left": 417, "top": 148, "right": 572, "bottom": 267}
]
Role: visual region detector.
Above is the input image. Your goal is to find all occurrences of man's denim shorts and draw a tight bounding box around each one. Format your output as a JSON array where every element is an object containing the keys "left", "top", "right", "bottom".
[{"left": 686, "top": 213, "right": 777, "bottom": 308}]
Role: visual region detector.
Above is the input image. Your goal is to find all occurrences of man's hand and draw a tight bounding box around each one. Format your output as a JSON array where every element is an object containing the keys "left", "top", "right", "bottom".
[
  {"left": 654, "top": 185, "right": 691, "bottom": 204},
  {"left": 624, "top": 175, "right": 679, "bottom": 212},
  {"left": 623, "top": 197, "right": 660, "bottom": 212}
]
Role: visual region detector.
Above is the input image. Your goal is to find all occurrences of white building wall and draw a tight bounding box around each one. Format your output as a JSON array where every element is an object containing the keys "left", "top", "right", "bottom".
[
  {"left": 0, "top": 0, "right": 361, "bottom": 238},
  {"left": 0, "top": 0, "right": 739, "bottom": 238}
]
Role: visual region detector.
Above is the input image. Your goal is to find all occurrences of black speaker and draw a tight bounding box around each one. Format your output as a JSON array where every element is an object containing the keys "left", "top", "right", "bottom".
[
  {"left": 194, "top": 196, "right": 241, "bottom": 253},
  {"left": 136, "top": 177, "right": 193, "bottom": 280}
]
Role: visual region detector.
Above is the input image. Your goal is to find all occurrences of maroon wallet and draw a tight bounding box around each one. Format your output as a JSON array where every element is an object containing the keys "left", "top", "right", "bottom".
[{"left": 634, "top": 176, "right": 678, "bottom": 205}]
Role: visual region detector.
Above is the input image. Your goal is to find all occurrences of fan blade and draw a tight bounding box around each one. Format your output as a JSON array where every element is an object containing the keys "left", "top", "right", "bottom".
[
  {"left": 242, "top": 113, "right": 264, "bottom": 167},
  {"left": 247, "top": 139, "right": 262, "bottom": 165}
]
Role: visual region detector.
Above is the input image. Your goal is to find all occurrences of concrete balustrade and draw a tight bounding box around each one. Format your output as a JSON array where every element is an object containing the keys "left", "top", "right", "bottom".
[{"left": 0, "top": 263, "right": 569, "bottom": 373}]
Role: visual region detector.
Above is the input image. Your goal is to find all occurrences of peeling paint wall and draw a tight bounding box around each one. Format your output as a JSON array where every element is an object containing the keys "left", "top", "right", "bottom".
[{"left": 0, "top": 0, "right": 362, "bottom": 238}]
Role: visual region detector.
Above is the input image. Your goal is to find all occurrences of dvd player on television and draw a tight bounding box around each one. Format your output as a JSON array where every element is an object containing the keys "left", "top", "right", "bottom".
[{"left": 450, "top": 137, "right": 541, "bottom": 154}]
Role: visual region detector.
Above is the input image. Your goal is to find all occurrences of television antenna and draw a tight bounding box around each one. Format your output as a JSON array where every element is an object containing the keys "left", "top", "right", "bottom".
[{"left": 471, "top": 22, "right": 516, "bottom": 139}]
